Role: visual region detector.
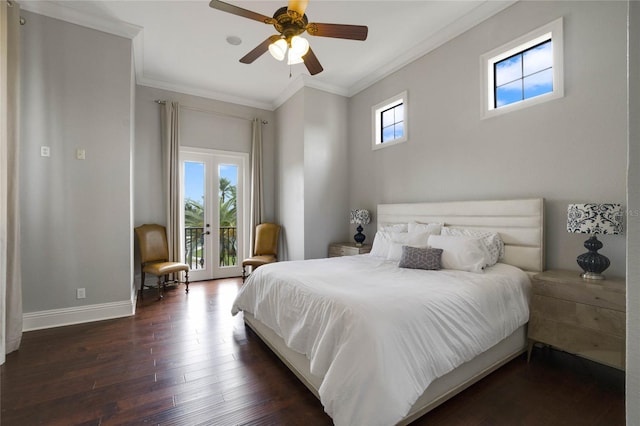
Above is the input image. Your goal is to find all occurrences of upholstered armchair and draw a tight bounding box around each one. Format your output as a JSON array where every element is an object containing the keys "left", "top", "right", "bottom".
[
  {"left": 135, "top": 224, "right": 190, "bottom": 300},
  {"left": 242, "top": 223, "right": 281, "bottom": 282}
]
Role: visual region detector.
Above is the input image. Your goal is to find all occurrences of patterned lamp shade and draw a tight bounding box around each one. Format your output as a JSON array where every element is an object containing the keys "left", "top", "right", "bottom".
[
  {"left": 567, "top": 203, "right": 623, "bottom": 280},
  {"left": 350, "top": 209, "right": 371, "bottom": 225},
  {"left": 567, "top": 204, "right": 623, "bottom": 235},
  {"left": 350, "top": 209, "right": 370, "bottom": 246}
]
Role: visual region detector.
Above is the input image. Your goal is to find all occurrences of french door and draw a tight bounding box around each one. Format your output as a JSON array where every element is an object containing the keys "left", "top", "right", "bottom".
[{"left": 180, "top": 148, "right": 249, "bottom": 280}]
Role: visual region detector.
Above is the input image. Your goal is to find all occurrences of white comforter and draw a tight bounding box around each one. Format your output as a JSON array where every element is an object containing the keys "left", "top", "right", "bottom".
[{"left": 231, "top": 255, "right": 530, "bottom": 426}]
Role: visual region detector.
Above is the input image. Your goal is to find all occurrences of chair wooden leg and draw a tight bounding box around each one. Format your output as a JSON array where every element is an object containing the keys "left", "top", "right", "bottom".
[
  {"left": 140, "top": 268, "right": 146, "bottom": 300},
  {"left": 157, "top": 275, "right": 163, "bottom": 300},
  {"left": 242, "top": 265, "right": 246, "bottom": 283},
  {"left": 184, "top": 270, "right": 189, "bottom": 293}
]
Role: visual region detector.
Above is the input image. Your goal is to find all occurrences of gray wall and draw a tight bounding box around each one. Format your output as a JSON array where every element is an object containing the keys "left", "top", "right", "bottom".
[
  {"left": 275, "top": 89, "right": 305, "bottom": 260},
  {"left": 134, "top": 85, "right": 276, "bottom": 228},
  {"left": 303, "top": 88, "right": 349, "bottom": 259},
  {"left": 133, "top": 85, "right": 276, "bottom": 275},
  {"left": 275, "top": 88, "right": 349, "bottom": 260},
  {"left": 20, "top": 11, "right": 134, "bottom": 311},
  {"left": 627, "top": 0, "right": 639, "bottom": 421},
  {"left": 347, "top": 1, "right": 628, "bottom": 277},
  {"left": 19, "top": 11, "right": 278, "bottom": 315}
]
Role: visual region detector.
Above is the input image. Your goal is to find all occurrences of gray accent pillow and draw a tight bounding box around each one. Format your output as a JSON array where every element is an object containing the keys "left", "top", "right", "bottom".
[{"left": 398, "top": 246, "right": 443, "bottom": 270}]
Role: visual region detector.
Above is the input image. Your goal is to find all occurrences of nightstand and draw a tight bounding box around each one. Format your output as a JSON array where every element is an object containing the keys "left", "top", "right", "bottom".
[
  {"left": 328, "top": 242, "right": 372, "bottom": 257},
  {"left": 527, "top": 270, "right": 626, "bottom": 370}
]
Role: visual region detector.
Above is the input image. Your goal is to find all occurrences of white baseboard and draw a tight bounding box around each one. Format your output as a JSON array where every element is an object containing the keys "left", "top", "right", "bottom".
[{"left": 23, "top": 299, "right": 136, "bottom": 331}]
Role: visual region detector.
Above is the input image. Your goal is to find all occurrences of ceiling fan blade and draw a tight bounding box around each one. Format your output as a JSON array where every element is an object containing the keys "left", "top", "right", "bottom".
[
  {"left": 287, "top": 0, "right": 308, "bottom": 17},
  {"left": 209, "top": 0, "right": 272, "bottom": 24},
  {"left": 306, "top": 23, "right": 368, "bottom": 41},
  {"left": 303, "top": 47, "right": 323, "bottom": 75},
  {"left": 240, "top": 35, "right": 280, "bottom": 64}
]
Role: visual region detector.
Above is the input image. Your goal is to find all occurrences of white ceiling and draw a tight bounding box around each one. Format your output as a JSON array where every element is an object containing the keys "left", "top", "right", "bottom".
[{"left": 20, "top": 0, "right": 516, "bottom": 110}]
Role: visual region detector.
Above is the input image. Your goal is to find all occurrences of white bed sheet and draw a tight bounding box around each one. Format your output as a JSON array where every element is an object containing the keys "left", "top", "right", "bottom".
[{"left": 231, "top": 255, "right": 530, "bottom": 426}]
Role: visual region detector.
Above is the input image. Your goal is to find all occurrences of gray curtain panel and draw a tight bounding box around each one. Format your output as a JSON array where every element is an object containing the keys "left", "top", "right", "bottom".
[
  {"left": 2, "top": 0, "right": 23, "bottom": 363},
  {"left": 161, "top": 101, "right": 182, "bottom": 275},
  {"left": 249, "top": 118, "right": 264, "bottom": 257}
]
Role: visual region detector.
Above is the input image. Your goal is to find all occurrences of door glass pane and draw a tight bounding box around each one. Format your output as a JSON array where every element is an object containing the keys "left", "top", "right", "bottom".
[
  {"left": 219, "top": 164, "right": 238, "bottom": 267},
  {"left": 184, "top": 161, "right": 206, "bottom": 270}
]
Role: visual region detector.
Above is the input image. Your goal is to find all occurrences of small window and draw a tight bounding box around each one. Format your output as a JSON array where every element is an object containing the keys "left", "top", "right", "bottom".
[
  {"left": 481, "top": 18, "right": 563, "bottom": 118},
  {"left": 372, "top": 91, "right": 408, "bottom": 150},
  {"left": 495, "top": 39, "right": 553, "bottom": 107}
]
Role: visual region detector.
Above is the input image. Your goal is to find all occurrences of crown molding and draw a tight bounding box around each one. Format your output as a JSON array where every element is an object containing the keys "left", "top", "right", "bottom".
[
  {"left": 20, "top": 0, "right": 275, "bottom": 111},
  {"left": 272, "top": 75, "right": 306, "bottom": 110},
  {"left": 137, "top": 76, "right": 275, "bottom": 111},
  {"left": 20, "top": 0, "right": 517, "bottom": 112},
  {"left": 347, "top": 0, "right": 518, "bottom": 97},
  {"left": 300, "top": 75, "right": 349, "bottom": 98},
  {"left": 274, "top": 1, "right": 517, "bottom": 108},
  {"left": 19, "top": 0, "right": 141, "bottom": 39},
  {"left": 272, "top": 74, "right": 349, "bottom": 110}
]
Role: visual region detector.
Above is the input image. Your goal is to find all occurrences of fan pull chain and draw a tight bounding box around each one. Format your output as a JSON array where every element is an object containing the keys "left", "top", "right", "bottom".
[{"left": 289, "top": 64, "right": 292, "bottom": 78}]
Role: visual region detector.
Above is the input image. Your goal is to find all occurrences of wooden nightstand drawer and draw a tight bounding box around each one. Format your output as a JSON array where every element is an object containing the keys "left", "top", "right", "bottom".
[
  {"left": 328, "top": 243, "right": 371, "bottom": 257},
  {"left": 529, "top": 316, "right": 625, "bottom": 369},
  {"left": 530, "top": 294, "right": 625, "bottom": 337},
  {"left": 527, "top": 270, "right": 626, "bottom": 370},
  {"left": 532, "top": 279, "right": 625, "bottom": 311}
]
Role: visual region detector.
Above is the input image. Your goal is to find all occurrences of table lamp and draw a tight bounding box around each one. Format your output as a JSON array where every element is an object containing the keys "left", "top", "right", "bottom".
[
  {"left": 350, "top": 209, "right": 371, "bottom": 247},
  {"left": 567, "top": 203, "right": 623, "bottom": 280}
]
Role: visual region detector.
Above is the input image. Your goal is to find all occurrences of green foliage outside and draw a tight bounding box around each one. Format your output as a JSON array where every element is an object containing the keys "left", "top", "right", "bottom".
[
  {"left": 184, "top": 177, "right": 237, "bottom": 228},
  {"left": 184, "top": 177, "right": 237, "bottom": 267}
]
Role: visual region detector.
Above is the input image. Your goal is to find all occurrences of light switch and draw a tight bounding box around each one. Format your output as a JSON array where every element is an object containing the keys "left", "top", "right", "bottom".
[
  {"left": 40, "top": 146, "right": 50, "bottom": 157},
  {"left": 76, "top": 148, "right": 86, "bottom": 160}
]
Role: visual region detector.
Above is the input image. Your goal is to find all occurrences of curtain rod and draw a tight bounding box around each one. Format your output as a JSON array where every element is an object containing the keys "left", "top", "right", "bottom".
[{"left": 154, "top": 100, "right": 268, "bottom": 125}]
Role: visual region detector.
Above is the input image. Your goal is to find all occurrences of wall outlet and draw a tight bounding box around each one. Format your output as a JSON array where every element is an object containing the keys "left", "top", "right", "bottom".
[
  {"left": 40, "top": 146, "right": 50, "bottom": 157},
  {"left": 76, "top": 288, "right": 86, "bottom": 299},
  {"left": 76, "top": 148, "right": 86, "bottom": 160}
]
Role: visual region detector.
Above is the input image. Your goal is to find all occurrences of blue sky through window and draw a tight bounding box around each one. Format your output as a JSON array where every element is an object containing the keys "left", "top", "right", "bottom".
[
  {"left": 381, "top": 103, "right": 404, "bottom": 143},
  {"left": 495, "top": 40, "right": 553, "bottom": 108},
  {"left": 184, "top": 162, "right": 237, "bottom": 202}
]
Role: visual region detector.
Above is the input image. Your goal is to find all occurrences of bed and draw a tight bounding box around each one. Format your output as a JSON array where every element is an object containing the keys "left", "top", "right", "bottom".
[{"left": 232, "top": 198, "right": 544, "bottom": 425}]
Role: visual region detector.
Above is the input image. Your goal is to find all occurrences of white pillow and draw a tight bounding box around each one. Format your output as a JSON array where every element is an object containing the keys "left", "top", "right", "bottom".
[
  {"left": 386, "top": 231, "right": 433, "bottom": 261},
  {"left": 441, "top": 227, "right": 504, "bottom": 267},
  {"left": 408, "top": 221, "right": 443, "bottom": 234},
  {"left": 379, "top": 223, "right": 408, "bottom": 233},
  {"left": 427, "top": 235, "right": 490, "bottom": 273},
  {"left": 370, "top": 231, "right": 393, "bottom": 258}
]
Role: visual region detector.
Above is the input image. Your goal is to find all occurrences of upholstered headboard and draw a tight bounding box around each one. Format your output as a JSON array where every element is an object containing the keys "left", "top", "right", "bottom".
[{"left": 377, "top": 198, "right": 545, "bottom": 273}]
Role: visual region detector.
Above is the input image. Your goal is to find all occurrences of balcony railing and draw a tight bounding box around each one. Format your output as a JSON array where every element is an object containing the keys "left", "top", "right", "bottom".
[{"left": 184, "top": 226, "right": 237, "bottom": 270}]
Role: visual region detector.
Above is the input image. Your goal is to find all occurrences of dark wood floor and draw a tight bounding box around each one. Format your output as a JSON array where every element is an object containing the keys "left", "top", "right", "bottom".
[{"left": 1, "top": 278, "right": 625, "bottom": 425}]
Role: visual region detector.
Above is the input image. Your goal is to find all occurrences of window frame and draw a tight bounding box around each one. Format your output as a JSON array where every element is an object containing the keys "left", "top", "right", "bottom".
[
  {"left": 480, "top": 18, "right": 563, "bottom": 119},
  {"left": 372, "top": 91, "right": 408, "bottom": 150}
]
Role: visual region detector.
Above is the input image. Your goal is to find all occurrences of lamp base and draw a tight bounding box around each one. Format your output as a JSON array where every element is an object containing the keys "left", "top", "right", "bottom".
[
  {"left": 576, "top": 235, "right": 610, "bottom": 280},
  {"left": 354, "top": 225, "right": 366, "bottom": 247},
  {"left": 581, "top": 271, "right": 605, "bottom": 280}
]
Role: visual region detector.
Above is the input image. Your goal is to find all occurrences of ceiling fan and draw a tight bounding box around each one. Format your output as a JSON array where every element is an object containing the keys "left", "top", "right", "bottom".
[{"left": 209, "top": 0, "right": 368, "bottom": 75}]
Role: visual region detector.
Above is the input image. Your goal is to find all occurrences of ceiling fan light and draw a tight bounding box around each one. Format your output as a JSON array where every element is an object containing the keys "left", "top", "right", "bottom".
[
  {"left": 288, "top": 0, "right": 308, "bottom": 16},
  {"left": 287, "top": 49, "right": 304, "bottom": 65},
  {"left": 290, "top": 35, "right": 310, "bottom": 57},
  {"left": 268, "top": 38, "right": 287, "bottom": 61}
]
